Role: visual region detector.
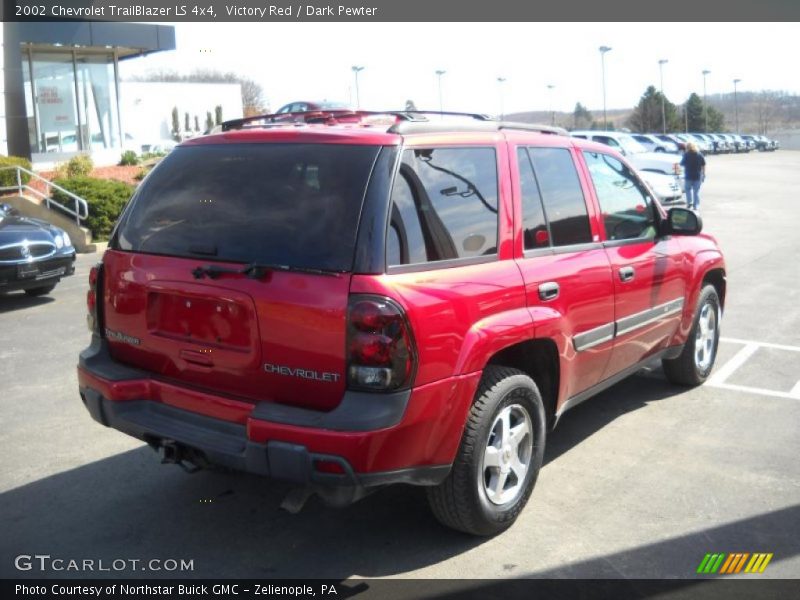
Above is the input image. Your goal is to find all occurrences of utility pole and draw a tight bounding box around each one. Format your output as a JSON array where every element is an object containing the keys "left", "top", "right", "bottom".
[
  {"left": 733, "top": 78, "right": 741, "bottom": 133},
  {"left": 497, "top": 77, "right": 507, "bottom": 120},
  {"left": 351, "top": 65, "right": 364, "bottom": 109},
  {"left": 547, "top": 84, "right": 555, "bottom": 126},
  {"left": 435, "top": 70, "right": 446, "bottom": 113},
  {"left": 599, "top": 46, "right": 612, "bottom": 130},
  {"left": 658, "top": 59, "right": 668, "bottom": 133},
  {"left": 702, "top": 69, "right": 711, "bottom": 132}
]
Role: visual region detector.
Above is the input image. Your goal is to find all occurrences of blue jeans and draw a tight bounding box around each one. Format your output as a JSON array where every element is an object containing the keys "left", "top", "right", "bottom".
[{"left": 685, "top": 179, "right": 702, "bottom": 209}]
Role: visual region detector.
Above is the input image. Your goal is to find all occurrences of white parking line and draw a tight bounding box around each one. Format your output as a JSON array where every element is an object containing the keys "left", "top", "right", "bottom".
[
  {"left": 707, "top": 343, "right": 760, "bottom": 386},
  {"left": 720, "top": 337, "right": 800, "bottom": 353},
  {"left": 706, "top": 338, "right": 800, "bottom": 400}
]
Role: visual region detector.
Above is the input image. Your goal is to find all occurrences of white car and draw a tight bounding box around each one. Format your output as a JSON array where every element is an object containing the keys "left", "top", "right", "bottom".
[
  {"left": 639, "top": 170, "right": 683, "bottom": 205},
  {"left": 631, "top": 133, "right": 679, "bottom": 154},
  {"left": 570, "top": 130, "right": 684, "bottom": 181}
]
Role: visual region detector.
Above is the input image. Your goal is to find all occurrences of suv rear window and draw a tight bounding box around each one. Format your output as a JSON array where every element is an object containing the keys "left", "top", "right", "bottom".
[{"left": 113, "top": 143, "right": 380, "bottom": 271}]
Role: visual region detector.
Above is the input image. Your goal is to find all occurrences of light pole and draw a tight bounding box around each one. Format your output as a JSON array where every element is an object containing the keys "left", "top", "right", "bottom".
[
  {"left": 435, "top": 70, "right": 446, "bottom": 113},
  {"left": 658, "top": 59, "right": 668, "bottom": 133},
  {"left": 733, "top": 78, "right": 741, "bottom": 133},
  {"left": 547, "top": 84, "right": 555, "bottom": 126},
  {"left": 497, "top": 77, "right": 506, "bottom": 120},
  {"left": 599, "top": 46, "right": 612, "bottom": 130},
  {"left": 702, "top": 69, "right": 711, "bottom": 132},
  {"left": 351, "top": 65, "right": 364, "bottom": 109}
]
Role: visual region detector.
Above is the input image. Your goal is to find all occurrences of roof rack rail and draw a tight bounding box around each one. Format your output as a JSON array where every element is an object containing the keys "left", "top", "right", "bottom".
[{"left": 220, "top": 110, "right": 567, "bottom": 136}]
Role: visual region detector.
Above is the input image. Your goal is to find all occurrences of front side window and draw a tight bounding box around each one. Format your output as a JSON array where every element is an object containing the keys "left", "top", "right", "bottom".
[
  {"left": 583, "top": 151, "right": 657, "bottom": 241},
  {"left": 387, "top": 147, "right": 498, "bottom": 266}
]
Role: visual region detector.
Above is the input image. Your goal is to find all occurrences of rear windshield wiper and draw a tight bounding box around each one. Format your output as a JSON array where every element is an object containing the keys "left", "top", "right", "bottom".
[{"left": 192, "top": 262, "right": 340, "bottom": 280}]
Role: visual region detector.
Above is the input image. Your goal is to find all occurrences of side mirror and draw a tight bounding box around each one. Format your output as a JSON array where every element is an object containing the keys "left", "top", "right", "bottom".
[
  {"left": 0, "top": 203, "right": 18, "bottom": 216},
  {"left": 664, "top": 207, "right": 702, "bottom": 236}
]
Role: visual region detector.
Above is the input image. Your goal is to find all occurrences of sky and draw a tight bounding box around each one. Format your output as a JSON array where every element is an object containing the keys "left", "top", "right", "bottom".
[{"left": 119, "top": 22, "right": 800, "bottom": 116}]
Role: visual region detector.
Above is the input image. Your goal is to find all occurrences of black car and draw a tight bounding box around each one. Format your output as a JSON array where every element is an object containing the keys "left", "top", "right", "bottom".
[{"left": 0, "top": 203, "right": 76, "bottom": 296}]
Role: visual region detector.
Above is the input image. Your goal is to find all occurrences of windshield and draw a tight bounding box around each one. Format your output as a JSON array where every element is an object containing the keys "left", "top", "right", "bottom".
[{"left": 113, "top": 143, "right": 381, "bottom": 272}]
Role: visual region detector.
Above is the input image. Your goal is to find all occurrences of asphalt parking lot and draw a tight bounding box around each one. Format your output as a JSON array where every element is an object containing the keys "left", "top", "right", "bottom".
[{"left": 1, "top": 151, "right": 799, "bottom": 582}]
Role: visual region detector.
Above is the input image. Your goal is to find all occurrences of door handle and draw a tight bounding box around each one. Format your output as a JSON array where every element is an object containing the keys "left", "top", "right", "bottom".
[
  {"left": 619, "top": 266, "right": 635, "bottom": 282},
  {"left": 538, "top": 281, "right": 560, "bottom": 301}
]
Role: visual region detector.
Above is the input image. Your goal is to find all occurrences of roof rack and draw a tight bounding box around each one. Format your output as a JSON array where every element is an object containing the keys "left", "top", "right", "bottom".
[{"left": 220, "top": 110, "right": 566, "bottom": 136}]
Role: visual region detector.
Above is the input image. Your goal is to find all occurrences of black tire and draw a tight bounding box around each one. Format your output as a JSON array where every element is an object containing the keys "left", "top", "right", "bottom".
[
  {"left": 24, "top": 285, "right": 56, "bottom": 297},
  {"left": 662, "top": 284, "right": 721, "bottom": 386},
  {"left": 426, "top": 366, "right": 546, "bottom": 536}
]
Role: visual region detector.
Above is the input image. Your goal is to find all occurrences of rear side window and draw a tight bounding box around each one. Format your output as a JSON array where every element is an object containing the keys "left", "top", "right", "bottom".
[
  {"left": 387, "top": 147, "right": 498, "bottom": 266},
  {"left": 527, "top": 147, "right": 592, "bottom": 246},
  {"left": 516, "top": 148, "right": 549, "bottom": 250},
  {"left": 114, "top": 144, "right": 380, "bottom": 271}
]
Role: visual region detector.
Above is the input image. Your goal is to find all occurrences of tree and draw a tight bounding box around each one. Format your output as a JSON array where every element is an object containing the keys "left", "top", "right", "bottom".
[
  {"left": 171, "top": 107, "right": 180, "bottom": 140},
  {"left": 627, "top": 85, "right": 682, "bottom": 132},
  {"left": 194, "top": 115, "right": 201, "bottom": 132},
  {"left": 755, "top": 91, "right": 783, "bottom": 135},
  {"left": 184, "top": 112, "right": 191, "bottom": 132},
  {"left": 215, "top": 105, "right": 223, "bottom": 126},
  {"left": 684, "top": 93, "right": 725, "bottom": 132},
  {"left": 573, "top": 102, "right": 593, "bottom": 129},
  {"left": 405, "top": 99, "right": 418, "bottom": 111},
  {"left": 205, "top": 111, "right": 214, "bottom": 132},
  {"left": 132, "top": 69, "right": 267, "bottom": 115}
]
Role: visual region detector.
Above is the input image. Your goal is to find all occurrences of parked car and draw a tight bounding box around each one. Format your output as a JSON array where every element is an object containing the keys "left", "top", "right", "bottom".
[
  {"left": 275, "top": 100, "right": 351, "bottom": 114},
  {"left": 654, "top": 133, "right": 688, "bottom": 152},
  {"left": 78, "top": 112, "right": 725, "bottom": 536},
  {"left": 757, "top": 135, "right": 779, "bottom": 151},
  {"left": 569, "top": 130, "right": 684, "bottom": 181},
  {"left": 639, "top": 170, "right": 683, "bottom": 205},
  {"left": 0, "top": 203, "right": 76, "bottom": 296},
  {"left": 707, "top": 134, "right": 731, "bottom": 154},
  {"left": 741, "top": 134, "right": 778, "bottom": 152},
  {"left": 631, "top": 134, "right": 679, "bottom": 154}
]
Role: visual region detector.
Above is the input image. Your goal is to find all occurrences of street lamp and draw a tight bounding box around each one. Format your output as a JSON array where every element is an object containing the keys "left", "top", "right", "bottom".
[
  {"left": 497, "top": 77, "right": 507, "bottom": 120},
  {"left": 351, "top": 65, "right": 364, "bottom": 109},
  {"left": 599, "top": 46, "right": 612, "bottom": 130},
  {"left": 435, "top": 70, "right": 446, "bottom": 113},
  {"left": 702, "top": 69, "right": 711, "bottom": 132},
  {"left": 658, "top": 59, "right": 668, "bottom": 133},
  {"left": 733, "top": 78, "right": 741, "bottom": 133},
  {"left": 547, "top": 84, "right": 555, "bottom": 126}
]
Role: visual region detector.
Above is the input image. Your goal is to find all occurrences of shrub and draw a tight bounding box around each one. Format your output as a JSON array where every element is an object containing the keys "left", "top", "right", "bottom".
[
  {"left": 119, "top": 150, "right": 139, "bottom": 166},
  {"left": 52, "top": 176, "right": 134, "bottom": 241},
  {"left": 0, "top": 156, "right": 33, "bottom": 187},
  {"left": 66, "top": 154, "right": 94, "bottom": 178},
  {"left": 134, "top": 168, "right": 148, "bottom": 181}
]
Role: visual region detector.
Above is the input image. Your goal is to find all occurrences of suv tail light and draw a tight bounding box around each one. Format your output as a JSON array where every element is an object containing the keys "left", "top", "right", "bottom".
[
  {"left": 346, "top": 295, "right": 416, "bottom": 392},
  {"left": 87, "top": 263, "right": 103, "bottom": 333}
]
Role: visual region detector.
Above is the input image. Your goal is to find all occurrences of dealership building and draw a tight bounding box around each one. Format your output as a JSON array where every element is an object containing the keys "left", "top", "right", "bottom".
[{"left": 1, "top": 22, "right": 177, "bottom": 167}]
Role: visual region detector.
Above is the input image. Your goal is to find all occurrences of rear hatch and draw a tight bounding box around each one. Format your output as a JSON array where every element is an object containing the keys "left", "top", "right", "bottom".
[{"left": 104, "top": 141, "right": 381, "bottom": 411}]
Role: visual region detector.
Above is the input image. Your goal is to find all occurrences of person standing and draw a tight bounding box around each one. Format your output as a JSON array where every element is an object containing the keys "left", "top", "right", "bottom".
[{"left": 681, "top": 142, "right": 706, "bottom": 211}]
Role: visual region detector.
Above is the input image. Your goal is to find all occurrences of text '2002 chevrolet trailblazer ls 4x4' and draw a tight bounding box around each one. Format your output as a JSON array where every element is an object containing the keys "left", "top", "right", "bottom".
[{"left": 78, "top": 111, "right": 725, "bottom": 535}]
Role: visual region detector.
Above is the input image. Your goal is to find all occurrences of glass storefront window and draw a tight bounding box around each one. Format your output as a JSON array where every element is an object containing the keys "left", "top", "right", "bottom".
[
  {"left": 75, "top": 54, "right": 121, "bottom": 152},
  {"left": 23, "top": 47, "right": 122, "bottom": 156}
]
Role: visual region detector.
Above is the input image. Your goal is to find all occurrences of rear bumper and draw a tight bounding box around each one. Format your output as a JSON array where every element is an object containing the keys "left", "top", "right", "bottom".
[{"left": 78, "top": 337, "right": 480, "bottom": 497}]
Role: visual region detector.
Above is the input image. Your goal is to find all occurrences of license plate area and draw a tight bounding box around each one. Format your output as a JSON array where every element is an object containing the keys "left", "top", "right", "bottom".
[
  {"left": 146, "top": 287, "right": 256, "bottom": 350},
  {"left": 17, "top": 263, "right": 39, "bottom": 278}
]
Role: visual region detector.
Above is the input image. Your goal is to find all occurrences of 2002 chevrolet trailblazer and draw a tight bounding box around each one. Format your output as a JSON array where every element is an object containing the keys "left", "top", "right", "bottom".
[{"left": 78, "top": 110, "right": 725, "bottom": 535}]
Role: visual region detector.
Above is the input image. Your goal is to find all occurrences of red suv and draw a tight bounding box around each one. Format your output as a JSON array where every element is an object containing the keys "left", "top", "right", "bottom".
[{"left": 78, "top": 111, "right": 725, "bottom": 535}]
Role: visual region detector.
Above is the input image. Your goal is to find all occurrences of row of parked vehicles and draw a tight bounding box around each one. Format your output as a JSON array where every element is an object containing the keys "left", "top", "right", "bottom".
[{"left": 630, "top": 132, "right": 780, "bottom": 154}]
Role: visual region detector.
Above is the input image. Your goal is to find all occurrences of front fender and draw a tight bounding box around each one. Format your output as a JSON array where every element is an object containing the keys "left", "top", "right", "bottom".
[{"left": 673, "top": 248, "right": 725, "bottom": 344}]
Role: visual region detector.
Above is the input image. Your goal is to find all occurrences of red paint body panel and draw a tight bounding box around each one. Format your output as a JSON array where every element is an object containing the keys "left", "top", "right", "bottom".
[{"left": 102, "top": 250, "right": 351, "bottom": 410}]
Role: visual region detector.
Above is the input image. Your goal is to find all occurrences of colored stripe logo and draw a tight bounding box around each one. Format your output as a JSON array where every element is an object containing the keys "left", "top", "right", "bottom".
[{"left": 697, "top": 552, "right": 773, "bottom": 574}]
